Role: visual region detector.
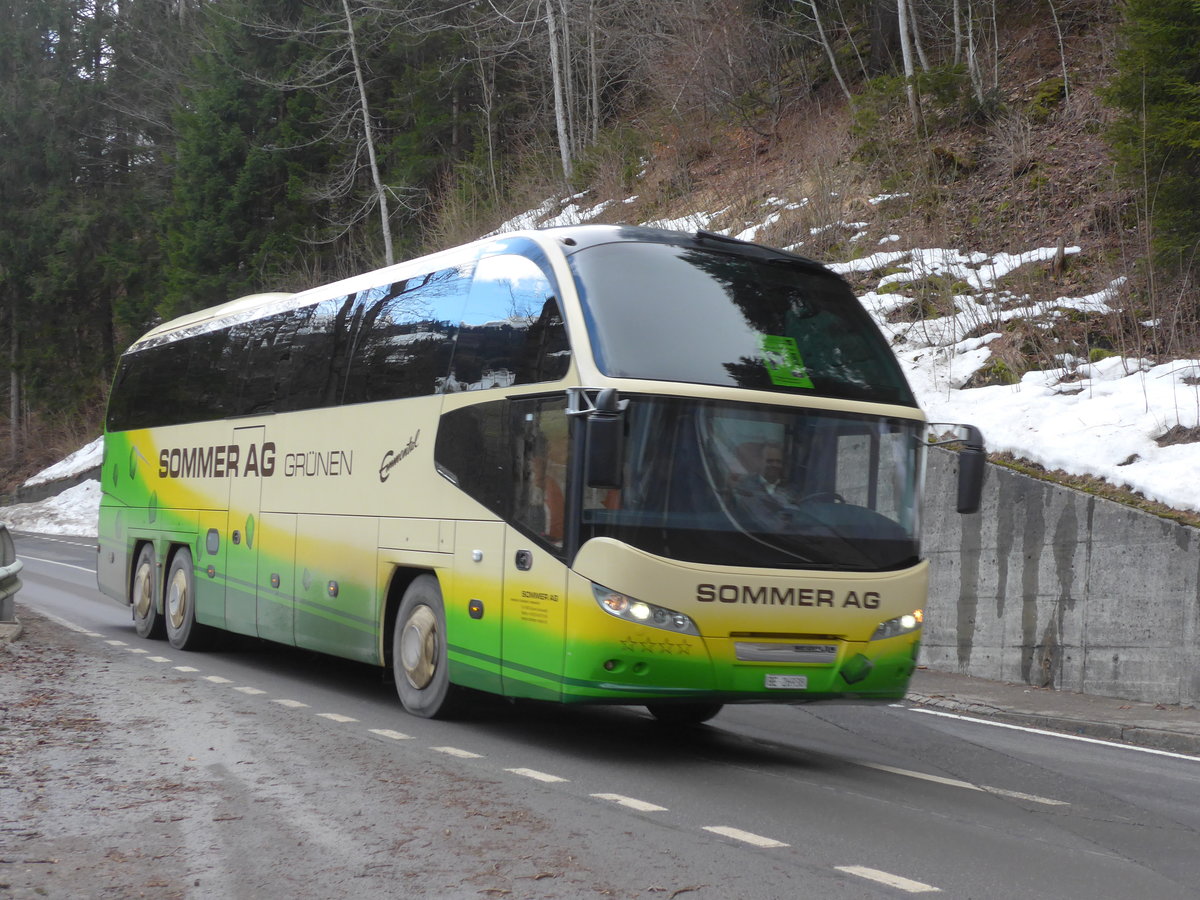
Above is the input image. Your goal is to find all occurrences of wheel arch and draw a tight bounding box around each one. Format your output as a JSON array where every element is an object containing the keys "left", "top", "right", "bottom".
[
  {"left": 381, "top": 566, "right": 439, "bottom": 669},
  {"left": 127, "top": 539, "right": 158, "bottom": 611}
]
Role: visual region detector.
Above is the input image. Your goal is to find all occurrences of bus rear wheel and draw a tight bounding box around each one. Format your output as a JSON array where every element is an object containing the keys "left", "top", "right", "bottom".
[
  {"left": 131, "top": 543, "right": 164, "bottom": 639},
  {"left": 164, "top": 548, "right": 209, "bottom": 651},
  {"left": 645, "top": 702, "right": 724, "bottom": 725},
  {"left": 393, "top": 575, "right": 462, "bottom": 719}
]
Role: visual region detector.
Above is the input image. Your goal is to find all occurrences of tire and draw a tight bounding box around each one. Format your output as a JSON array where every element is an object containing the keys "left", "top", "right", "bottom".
[
  {"left": 393, "top": 575, "right": 462, "bottom": 719},
  {"left": 645, "top": 702, "right": 724, "bottom": 725},
  {"left": 130, "top": 543, "right": 164, "bottom": 640},
  {"left": 164, "top": 548, "right": 209, "bottom": 651}
]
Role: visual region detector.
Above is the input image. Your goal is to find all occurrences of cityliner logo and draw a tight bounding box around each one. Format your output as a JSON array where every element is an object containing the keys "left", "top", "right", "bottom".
[
  {"left": 696, "top": 583, "right": 882, "bottom": 609},
  {"left": 379, "top": 430, "right": 420, "bottom": 483}
]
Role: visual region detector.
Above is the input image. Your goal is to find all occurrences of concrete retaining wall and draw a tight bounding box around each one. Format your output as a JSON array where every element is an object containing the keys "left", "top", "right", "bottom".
[
  {"left": 922, "top": 448, "right": 1200, "bottom": 707},
  {"left": 10, "top": 466, "right": 101, "bottom": 505}
]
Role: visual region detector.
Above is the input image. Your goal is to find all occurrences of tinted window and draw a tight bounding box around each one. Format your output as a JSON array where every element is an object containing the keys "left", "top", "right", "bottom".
[
  {"left": 580, "top": 396, "right": 923, "bottom": 571},
  {"left": 445, "top": 254, "right": 570, "bottom": 392},
  {"left": 435, "top": 395, "right": 570, "bottom": 554},
  {"left": 568, "top": 242, "right": 915, "bottom": 406},
  {"left": 106, "top": 264, "right": 475, "bottom": 431},
  {"left": 343, "top": 267, "right": 471, "bottom": 404}
]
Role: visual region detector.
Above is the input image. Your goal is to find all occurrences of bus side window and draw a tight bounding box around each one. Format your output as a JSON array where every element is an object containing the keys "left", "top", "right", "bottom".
[
  {"left": 447, "top": 254, "right": 570, "bottom": 392},
  {"left": 343, "top": 266, "right": 472, "bottom": 403},
  {"left": 510, "top": 397, "right": 569, "bottom": 551}
]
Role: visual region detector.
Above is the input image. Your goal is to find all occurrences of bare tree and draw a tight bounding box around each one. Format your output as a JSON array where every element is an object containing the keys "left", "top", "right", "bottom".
[{"left": 897, "top": 0, "right": 921, "bottom": 128}]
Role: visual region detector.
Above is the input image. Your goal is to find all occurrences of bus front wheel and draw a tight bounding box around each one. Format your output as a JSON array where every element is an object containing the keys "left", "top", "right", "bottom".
[
  {"left": 164, "top": 548, "right": 209, "bottom": 651},
  {"left": 131, "top": 543, "right": 164, "bottom": 639},
  {"left": 393, "top": 575, "right": 462, "bottom": 719},
  {"left": 646, "top": 702, "right": 724, "bottom": 725}
]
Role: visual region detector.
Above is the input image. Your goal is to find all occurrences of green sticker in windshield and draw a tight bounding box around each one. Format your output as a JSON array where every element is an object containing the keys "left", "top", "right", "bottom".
[{"left": 760, "top": 335, "right": 815, "bottom": 388}]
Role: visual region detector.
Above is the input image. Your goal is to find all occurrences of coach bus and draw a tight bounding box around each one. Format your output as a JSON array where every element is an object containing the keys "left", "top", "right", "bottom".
[{"left": 97, "top": 224, "right": 984, "bottom": 722}]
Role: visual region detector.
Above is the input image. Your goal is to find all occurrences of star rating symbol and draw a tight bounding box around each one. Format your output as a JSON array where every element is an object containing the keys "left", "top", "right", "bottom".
[{"left": 618, "top": 635, "right": 693, "bottom": 656}]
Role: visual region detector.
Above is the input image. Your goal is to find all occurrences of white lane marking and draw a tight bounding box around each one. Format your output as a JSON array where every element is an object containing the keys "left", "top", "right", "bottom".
[
  {"left": 506, "top": 767, "right": 568, "bottom": 783},
  {"left": 591, "top": 793, "right": 667, "bottom": 812},
  {"left": 174, "top": 666, "right": 199, "bottom": 673},
  {"left": 105, "top": 640, "right": 127, "bottom": 646},
  {"left": 126, "top": 648, "right": 149, "bottom": 654},
  {"left": 273, "top": 699, "right": 309, "bottom": 709},
  {"left": 836, "top": 865, "right": 940, "bottom": 893},
  {"left": 862, "top": 762, "right": 1069, "bottom": 807},
  {"left": 234, "top": 687, "right": 266, "bottom": 695},
  {"left": 17, "top": 554, "right": 96, "bottom": 574},
  {"left": 432, "top": 746, "right": 483, "bottom": 759},
  {"left": 911, "top": 708, "right": 1200, "bottom": 763},
  {"left": 203, "top": 676, "right": 232, "bottom": 684},
  {"left": 702, "top": 826, "right": 788, "bottom": 848},
  {"left": 15, "top": 535, "right": 95, "bottom": 550},
  {"left": 147, "top": 656, "right": 171, "bottom": 663},
  {"left": 317, "top": 713, "right": 358, "bottom": 723},
  {"left": 369, "top": 729, "right": 413, "bottom": 741}
]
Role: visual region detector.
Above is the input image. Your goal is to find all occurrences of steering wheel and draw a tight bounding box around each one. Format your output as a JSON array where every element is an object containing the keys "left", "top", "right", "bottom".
[{"left": 798, "top": 491, "right": 846, "bottom": 503}]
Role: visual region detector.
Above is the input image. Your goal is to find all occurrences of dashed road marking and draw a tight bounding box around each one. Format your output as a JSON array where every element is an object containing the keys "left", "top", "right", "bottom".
[
  {"left": 702, "top": 826, "right": 788, "bottom": 848},
  {"left": 174, "top": 666, "right": 199, "bottom": 673},
  {"left": 147, "top": 656, "right": 171, "bottom": 662},
  {"left": 234, "top": 686, "right": 266, "bottom": 695},
  {"left": 836, "top": 865, "right": 940, "bottom": 893},
  {"left": 317, "top": 713, "right": 358, "bottom": 723},
  {"left": 203, "top": 676, "right": 232, "bottom": 684},
  {"left": 126, "top": 648, "right": 148, "bottom": 654},
  {"left": 105, "top": 640, "right": 127, "bottom": 646},
  {"left": 273, "top": 699, "right": 309, "bottom": 709},
  {"left": 432, "top": 746, "right": 483, "bottom": 759},
  {"left": 369, "top": 729, "right": 413, "bottom": 741},
  {"left": 506, "top": 767, "right": 568, "bottom": 783},
  {"left": 591, "top": 793, "right": 667, "bottom": 812}
]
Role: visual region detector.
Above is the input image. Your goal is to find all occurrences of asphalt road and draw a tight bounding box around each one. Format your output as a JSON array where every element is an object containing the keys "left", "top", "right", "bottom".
[{"left": 6, "top": 531, "right": 1200, "bottom": 899}]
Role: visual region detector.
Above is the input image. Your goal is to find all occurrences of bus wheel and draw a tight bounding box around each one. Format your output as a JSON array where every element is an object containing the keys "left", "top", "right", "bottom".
[
  {"left": 131, "top": 544, "right": 164, "bottom": 639},
  {"left": 393, "top": 575, "right": 461, "bottom": 719},
  {"left": 164, "top": 548, "right": 208, "bottom": 651},
  {"left": 646, "top": 703, "right": 724, "bottom": 725}
]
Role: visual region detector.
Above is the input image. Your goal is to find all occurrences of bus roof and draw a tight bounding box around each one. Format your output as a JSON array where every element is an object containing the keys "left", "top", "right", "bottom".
[{"left": 126, "top": 225, "right": 829, "bottom": 353}]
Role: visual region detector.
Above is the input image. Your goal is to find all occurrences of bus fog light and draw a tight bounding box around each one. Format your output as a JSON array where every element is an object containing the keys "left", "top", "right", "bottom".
[{"left": 591, "top": 583, "right": 700, "bottom": 636}]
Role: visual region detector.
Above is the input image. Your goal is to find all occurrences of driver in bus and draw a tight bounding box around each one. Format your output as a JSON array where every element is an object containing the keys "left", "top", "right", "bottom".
[{"left": 731, "top": 441, "right": 802, "bottom": 522}]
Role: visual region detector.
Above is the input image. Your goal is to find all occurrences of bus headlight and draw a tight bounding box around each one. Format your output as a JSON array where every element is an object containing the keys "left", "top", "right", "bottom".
[
  {"left": 870, "top": 609, "right": 923, "bottom": 641},
  {"left": 591, "top": 583, "right": 700, "bottom": 636}
]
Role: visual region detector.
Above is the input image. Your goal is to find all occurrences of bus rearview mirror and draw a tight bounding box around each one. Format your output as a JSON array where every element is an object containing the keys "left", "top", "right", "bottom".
[{"left": 586, "top": 389, "right": 624, "bottom": 489}]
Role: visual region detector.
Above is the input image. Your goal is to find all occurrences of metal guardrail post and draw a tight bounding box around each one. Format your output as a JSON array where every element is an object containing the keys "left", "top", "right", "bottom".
[{"left": 0, "top": 524, "right": 23, "bottom": 623}]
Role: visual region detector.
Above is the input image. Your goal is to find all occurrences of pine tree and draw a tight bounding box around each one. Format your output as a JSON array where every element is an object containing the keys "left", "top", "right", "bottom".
[{"left": 1107, "top": 0, "right": 1200, "bottom": 278}]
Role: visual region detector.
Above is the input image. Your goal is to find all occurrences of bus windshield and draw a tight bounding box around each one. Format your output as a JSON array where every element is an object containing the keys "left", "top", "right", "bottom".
[
  {"left": 580, "top": 397, "right": 925, "bottom": 571},
  {"left": 568, "top": 239, "right": 916, "bottom": 407}
]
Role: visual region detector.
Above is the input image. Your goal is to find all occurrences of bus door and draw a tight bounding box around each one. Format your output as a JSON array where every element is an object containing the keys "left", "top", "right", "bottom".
[
  {"left": 225, "top": 425, "right": 266, "bottom": 636},
  {"left": 500, "top": 397, "right": 569, "bottom": 700}
]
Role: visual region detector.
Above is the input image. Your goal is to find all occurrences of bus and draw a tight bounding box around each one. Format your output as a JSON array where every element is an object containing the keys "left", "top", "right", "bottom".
[{"left": 98, "top": 224, "right": 984, "bottom": 723}]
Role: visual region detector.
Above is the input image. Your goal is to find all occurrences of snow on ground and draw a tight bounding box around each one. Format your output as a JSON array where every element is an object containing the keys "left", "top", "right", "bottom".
[
  {"left": 6, "top": 190, "right": 1200, "bottom": 536},
  {"left": 1, "top": 481, "right": 101, "bottom": 536}
]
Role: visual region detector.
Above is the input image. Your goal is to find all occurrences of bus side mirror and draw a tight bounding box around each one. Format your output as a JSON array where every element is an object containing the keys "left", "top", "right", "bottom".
[
  {"left": 585, "top": 388, "right": 624, "bottom": 489},
  {"left": 955, "top": 424, "right": 985, "bottom": 514}
]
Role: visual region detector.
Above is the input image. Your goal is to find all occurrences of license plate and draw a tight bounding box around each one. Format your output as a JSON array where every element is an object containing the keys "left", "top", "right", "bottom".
[{"left": 765, "top": 674, "right": 808, "bottom": 690}]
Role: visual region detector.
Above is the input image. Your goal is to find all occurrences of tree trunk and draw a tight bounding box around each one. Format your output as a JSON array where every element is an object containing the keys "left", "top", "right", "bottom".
[
  {"left": 1047, "top": 0, "right": 1069, "bottom": 102},
  {"left": 9, "top": 305, "right": 18, "bottom": 464},
  {"left": 545, "top": 0, "right": 573, "bottom": 182},
  {"left": 810, "top": 1, "right": 852, "bottom": 102},
  {"left": 341, "top": 0, "right": 393, "bottom": 266},
  {"left": 896, "top": 0, "right": 921, "bottom": 129}
]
